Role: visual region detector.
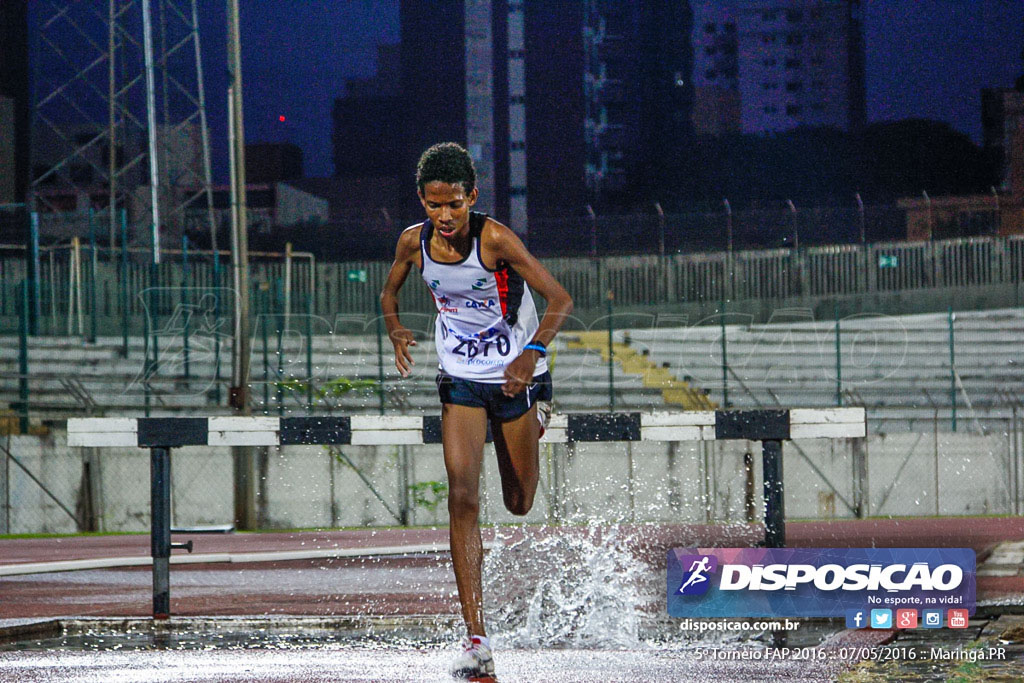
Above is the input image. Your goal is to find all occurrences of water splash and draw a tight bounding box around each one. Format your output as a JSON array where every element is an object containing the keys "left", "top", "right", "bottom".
[{"left": 482, "top": 522, "right": 651, "bottom": 650}]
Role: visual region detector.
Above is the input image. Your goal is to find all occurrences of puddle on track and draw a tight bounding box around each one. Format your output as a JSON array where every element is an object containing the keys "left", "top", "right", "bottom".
[{"left": 0, "top": 618, "right": 847, "bottom": 683}]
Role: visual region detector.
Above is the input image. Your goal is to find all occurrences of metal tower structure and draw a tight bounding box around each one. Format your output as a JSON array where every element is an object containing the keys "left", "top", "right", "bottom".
[{"left": 29, "top": 0, "right": 217, "bottom": 256}]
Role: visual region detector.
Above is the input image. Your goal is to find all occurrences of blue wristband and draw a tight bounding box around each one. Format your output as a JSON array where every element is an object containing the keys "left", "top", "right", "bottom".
[{"left": 523, "top": 342, "right": 547, "bottom": 357}]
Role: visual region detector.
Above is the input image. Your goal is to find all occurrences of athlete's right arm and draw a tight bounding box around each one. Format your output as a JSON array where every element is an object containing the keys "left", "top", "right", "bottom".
[{"left": 380, "top": 226, "right": 422, "bottom": 377}]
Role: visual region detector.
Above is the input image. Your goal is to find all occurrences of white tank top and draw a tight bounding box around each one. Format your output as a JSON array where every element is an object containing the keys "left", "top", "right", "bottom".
[{"left": 419, "top": 212, "right": 548, "bottom": 383}]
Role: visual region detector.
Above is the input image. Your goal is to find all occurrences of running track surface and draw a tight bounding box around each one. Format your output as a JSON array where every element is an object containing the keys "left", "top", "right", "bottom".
[{"left": 1, "top": 518, "right": 1021, "bottom": 619}]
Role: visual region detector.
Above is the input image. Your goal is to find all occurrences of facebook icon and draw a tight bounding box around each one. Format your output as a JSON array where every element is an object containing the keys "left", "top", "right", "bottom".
[{"left": 845, "top": 609, "right": 867, "bottom": 629}]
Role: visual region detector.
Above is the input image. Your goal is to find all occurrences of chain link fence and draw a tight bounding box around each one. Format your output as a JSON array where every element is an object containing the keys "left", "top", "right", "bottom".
[
  {"left": 3, "top": 204, "right": 1023, "bottom": 534},
  {"left": 3, "top": 427, "right": 1022, "bottom": 534},
  {"left": 4, "top": 224, "right": 1022, "bottom": 342}
]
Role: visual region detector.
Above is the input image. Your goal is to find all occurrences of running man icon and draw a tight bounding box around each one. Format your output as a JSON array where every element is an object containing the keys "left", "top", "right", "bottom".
[{"left": 678, "top": 556, "right": 713, "bottom": 594}]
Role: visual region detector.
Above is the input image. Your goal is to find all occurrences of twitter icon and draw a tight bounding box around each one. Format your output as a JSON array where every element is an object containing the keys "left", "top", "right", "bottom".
[{"left": 870, "top": 609, "right": 892, "bottom": 629}]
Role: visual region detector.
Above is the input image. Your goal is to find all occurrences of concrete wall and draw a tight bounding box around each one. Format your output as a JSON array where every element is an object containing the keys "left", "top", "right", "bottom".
[{"left": 2, "top": 428, "right": 1018, "bottom": 534}]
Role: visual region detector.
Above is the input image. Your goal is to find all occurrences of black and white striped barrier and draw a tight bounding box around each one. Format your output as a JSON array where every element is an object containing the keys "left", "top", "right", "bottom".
[
  {"left": 68, "top": 408, "right": 865, "bottom": 618},
  {"left": 68, "top": 409, "right": 864, "bottom": 447}
]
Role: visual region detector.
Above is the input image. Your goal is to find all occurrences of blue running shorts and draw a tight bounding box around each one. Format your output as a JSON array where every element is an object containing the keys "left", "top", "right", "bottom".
[{"left": 436, "top": 370, "right": 553, "bottom": 420}]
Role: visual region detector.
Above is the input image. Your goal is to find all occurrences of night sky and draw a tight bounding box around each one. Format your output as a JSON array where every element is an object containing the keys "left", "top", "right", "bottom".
[
  {"left": 198, "top": 0, "right": 1022, "bottom": 181},
  {"left": 200, "top": 0, "right": 399, "bottom": 181}
]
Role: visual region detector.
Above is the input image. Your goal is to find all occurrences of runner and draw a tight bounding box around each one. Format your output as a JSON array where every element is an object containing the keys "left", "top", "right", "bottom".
[{"left": 380, "top": 142, "right": 573, "bottom": 680}]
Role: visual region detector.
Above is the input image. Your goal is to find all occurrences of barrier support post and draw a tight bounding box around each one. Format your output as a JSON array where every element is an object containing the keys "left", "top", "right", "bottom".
[
  {"left": 120, "top": 209, "right": 129, "bottom": 357},
  {"left": 763, "top": 438, "right": 788, "bottom": 650},
  {"left": 762, "top": 439, "right": 785, "bottom": 548},
  {"left": 18, "top": 280, "right": 29, "bottom": 433},
  {"left": 151, "top": 446, "right": 171, "bottom": 619},
  {"left": 65, "top": 408, "right": 867, "bottom": 617}
]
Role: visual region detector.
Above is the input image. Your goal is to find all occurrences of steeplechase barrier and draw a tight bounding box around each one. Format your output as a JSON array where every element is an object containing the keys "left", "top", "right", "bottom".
[{"left": 68, "top": 408, "right": 865, "bottom": 618}]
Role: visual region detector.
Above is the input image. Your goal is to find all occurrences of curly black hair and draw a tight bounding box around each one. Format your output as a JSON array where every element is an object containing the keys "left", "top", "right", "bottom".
[{"left": 416, "top": 142, "right": 477, "bottom": 195}]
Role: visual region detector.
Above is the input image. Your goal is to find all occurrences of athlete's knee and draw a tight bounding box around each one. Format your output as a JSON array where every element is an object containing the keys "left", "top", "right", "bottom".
[
  {"left": 502, "top": 470, "right": 538, "bottom": 515},
  {"left": 503, "top": 488, "right": 535, "bottom": 516},
  {"left": 447, "top": 483, "right": 479, "bottom": 518}
]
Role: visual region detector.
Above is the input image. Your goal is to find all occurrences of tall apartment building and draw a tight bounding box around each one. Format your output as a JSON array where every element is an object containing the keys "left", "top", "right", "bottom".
[
  {"left": 579, "top": 1, "right": 694, "bottom": 202},
  {"left": 0, "top": 97, "right": 15, "bottom": 206},
  {"left": 0, "top": 2, "right": 30, "bottom": 204},
  {"left": 692, "top": 0, "right": 865, "bottom": 136},
  {"left": 333, "top": 44, "right": 406, "bottom": 183},
  {"left": 332, "top": 1, "right": 693, "bottom": 235},
  {"left": 245, "top": 143, "right": 303, "bottom": 184},
  {"left": 396, "top": 0, "right": 516, "bottom": 223},
  {"left": 982, "top": 87, "right": 1024, "bottom": 196}
]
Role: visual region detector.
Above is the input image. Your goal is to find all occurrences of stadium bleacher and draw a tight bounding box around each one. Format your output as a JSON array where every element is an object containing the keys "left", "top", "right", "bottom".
[{"left": 2, "top": 308, "right": 1021, "bottom": 433}]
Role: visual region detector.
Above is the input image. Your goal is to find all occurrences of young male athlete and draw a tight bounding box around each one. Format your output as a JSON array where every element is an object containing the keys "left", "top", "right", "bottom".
[{"left": 381, "top": 143, "right": 573, "bottom": 680}]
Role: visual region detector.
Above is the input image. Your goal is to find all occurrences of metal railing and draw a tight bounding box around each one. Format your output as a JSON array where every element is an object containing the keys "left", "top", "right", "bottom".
[
  {"left": 3, "top": 207, "right": 1023, "bottom": 432},
  {"left": 6, "top": 231, "right": 1022, "bottom": 336}
]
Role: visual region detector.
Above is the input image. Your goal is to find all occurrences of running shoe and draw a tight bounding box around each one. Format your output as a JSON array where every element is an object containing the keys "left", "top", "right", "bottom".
[
  {"left": 450, "top": 636, "right": 495, "bottom": 680},
  {"left": 536, "top": 400, "right": 552, "bottom": 439}
]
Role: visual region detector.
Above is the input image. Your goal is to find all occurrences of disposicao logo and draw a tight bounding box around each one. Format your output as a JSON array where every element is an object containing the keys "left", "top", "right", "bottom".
[
  {"left": 675, "top": 554, "right": 718, "bottom": 595},
  {"left": 667, "top": 548, "right": 975, "bottom": 618}
]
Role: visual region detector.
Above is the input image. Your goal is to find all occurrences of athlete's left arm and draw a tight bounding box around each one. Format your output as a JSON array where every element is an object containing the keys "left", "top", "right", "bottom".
[{"left": 485, "top": 222, "right": 574, "bottom": 396}]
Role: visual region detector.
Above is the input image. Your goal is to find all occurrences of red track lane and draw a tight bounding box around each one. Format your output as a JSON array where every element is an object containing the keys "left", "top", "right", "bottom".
[{"left": 1, "top": 518, "right": 1021, "bottom": 619}]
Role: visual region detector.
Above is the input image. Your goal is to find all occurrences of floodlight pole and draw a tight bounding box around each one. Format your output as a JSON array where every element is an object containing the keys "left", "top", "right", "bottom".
[
  {"left": 654, "top": 202, "right": 665, "bottom": 257},
  {"left": 786, "top": 199, "right": 797, "bottom": 251},
  {"left": 108, "top": 0, "right": 117, "bottom": 254},
  {"left": 141, "top": 0, "right": 161, "bottom": 263},
  {"left": 193, "top": 0, "right": 219, "bottom": 254},
  {"left": 227, "top": 0, "right": 255, "bottom": 529},
  {"left": 855, "top": 192, "right": 865, "bottom": 245},
  {"left": 724, "top": 197, "right": 735, "bottom": 310},
  {"left": 922, "top": 190, "right": 932, "bottom": 240},
  {"left": 724, "top": 198, "right": 733, "bottom": 254},
  {"left": 992, "top": 186, "right": 1000, "bottom": 234},
  {"left": 586, "top": 204, "right": 597, "bottom": 258}
]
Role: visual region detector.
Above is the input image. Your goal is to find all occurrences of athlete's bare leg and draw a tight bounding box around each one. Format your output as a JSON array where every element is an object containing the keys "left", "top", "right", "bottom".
[
  {"left": 491, "top": 404, "right": 540, "bottom": 515},
  {"left": 442, "top": 402, "right": 490, "bottom": 637}
]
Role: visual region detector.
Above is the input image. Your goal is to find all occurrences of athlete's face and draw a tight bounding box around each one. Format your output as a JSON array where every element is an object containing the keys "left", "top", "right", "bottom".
[{"left": 419, "top": 181, "right": 478, "bottom": 240}]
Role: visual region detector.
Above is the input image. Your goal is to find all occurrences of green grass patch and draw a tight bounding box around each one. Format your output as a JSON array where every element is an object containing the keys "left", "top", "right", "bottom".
[
  {"left": 0, "top": 531, "right": 146, "bottom": 540},
  {"left": 948, "top": 661, "right": 985, "bottom": 682}
]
